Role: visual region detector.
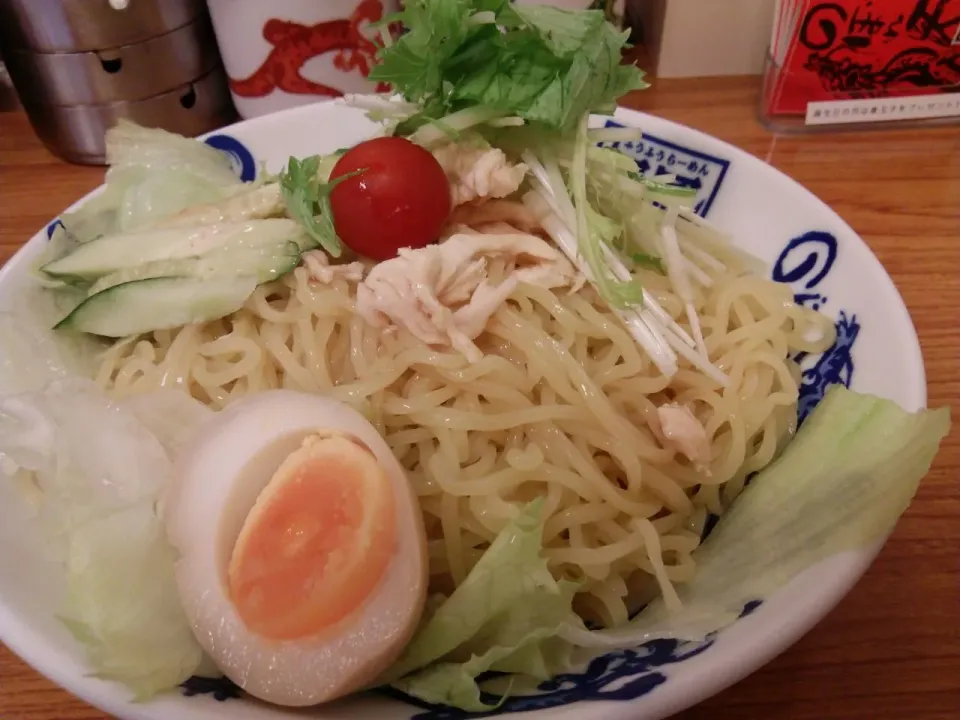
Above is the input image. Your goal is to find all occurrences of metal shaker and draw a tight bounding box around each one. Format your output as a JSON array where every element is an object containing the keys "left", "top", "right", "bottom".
[{"left": 0, "top": 0, "right": 238, "bottom": 164}]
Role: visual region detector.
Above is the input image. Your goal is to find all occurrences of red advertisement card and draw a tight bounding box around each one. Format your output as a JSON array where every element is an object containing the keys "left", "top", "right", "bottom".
[{"left": 768, "top": 0, "right": 960, "bottom": 116}]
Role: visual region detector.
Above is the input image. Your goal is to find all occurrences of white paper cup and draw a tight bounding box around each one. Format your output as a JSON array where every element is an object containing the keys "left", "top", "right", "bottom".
[{"left": 206, "top": 0, "right": 399, "bottom": 119}]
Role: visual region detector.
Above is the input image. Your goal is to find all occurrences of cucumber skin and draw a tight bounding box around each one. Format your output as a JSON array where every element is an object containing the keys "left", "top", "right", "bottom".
[
  {"left": 41, "top": 219, "right": 311, "bottom": 281},
  {"left": 55, "top": 275, "right": 258, "bottom": 338},
  {"left": 86, "top": 244, "right": 301, "bottom": 295}
]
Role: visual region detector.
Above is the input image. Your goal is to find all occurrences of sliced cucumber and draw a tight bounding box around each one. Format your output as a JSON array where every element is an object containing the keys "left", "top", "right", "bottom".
[
  {"left": 42, "top": 218, "right": 311, "bottom": 281},
  {"left": 56, "top": 275, "right": 258, "bottom": 338},
  {"left": 87, "top": 241, "right": 301, "bottom": 295},
  {"left": 154, "top": 183, "right": 286, "bottom": 229}
]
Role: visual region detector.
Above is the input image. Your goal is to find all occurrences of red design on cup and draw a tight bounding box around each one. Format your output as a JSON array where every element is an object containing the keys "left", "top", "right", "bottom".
[{"left": 228, "top": 0, "right": 390, "bottom": 98}]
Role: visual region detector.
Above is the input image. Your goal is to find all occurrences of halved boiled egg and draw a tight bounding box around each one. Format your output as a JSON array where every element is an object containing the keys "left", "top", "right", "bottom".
[{"left": 164, "top": 390, "right": 428, "bottom": 707}]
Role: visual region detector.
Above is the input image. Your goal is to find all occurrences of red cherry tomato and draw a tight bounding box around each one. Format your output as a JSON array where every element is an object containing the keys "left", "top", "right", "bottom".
[{"left": 328, "top": 137, "right": 452, "bottom": 261}]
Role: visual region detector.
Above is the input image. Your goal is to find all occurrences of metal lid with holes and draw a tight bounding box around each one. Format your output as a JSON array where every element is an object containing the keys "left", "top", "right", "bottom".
[
  {"left": 4, "top": 17, "right": 220, "bottom": 106},
  {"left": 20, "top": 64, "right": 238, "bottom": 165},
  {"left": 0, "top": 0, "right": 206, "bottom": 53}
]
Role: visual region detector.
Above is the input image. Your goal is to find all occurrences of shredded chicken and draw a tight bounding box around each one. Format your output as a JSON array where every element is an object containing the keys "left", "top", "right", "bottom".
[
  {"left": 454, "top": 221, "right": 529, "bottom": 237},
  {"left": 449, "top": 199, "right": 543, "bottom": 235},
  {"left": 432, "top": 142, "right": 528, "bottom": 206},
  {"left": 301, "top": 250, "right": 365, "bottom": 284},
  {"left": 657, "top": 403, "right": 712, "bottom": 469},
  {"left": 355, "top": 232, "right": 580, "bottom": 362},
  {"left": 450, "top": 223, "right": 586, "bottom": 293}
]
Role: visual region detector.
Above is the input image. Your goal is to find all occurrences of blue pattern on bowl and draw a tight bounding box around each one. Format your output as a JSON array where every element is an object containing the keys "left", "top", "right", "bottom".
[
  {"left": 602, "top": 120, "right": 731, "bottom": 216},
  {"left": 46, "top": 220, "right": 64, "bottom": 240},
  {"left": 168, "top": 132, "right": 860, "bottom": 716},
  {"left": 389, "top": 600, "right": 764, "bottom": 720},
  {"left": 203, "top": 134, "right": 258, "bottom": 182},
  {"left": 771, "top": 230, "right": 860, "bottom": 423},
  {"left": 181, "top": 675, "right": 242, "bottom": 702}
]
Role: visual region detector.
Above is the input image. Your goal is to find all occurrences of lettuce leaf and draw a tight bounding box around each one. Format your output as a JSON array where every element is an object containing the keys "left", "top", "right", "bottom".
[
  {"left": 59, "top": 120, "right": 247, "bottom": 242},
  {"left": 0, "top": 281, "right": 217, "bottom": 698},
  {"left": 0, "top": 298, "right": 216, "bottom": 698},
  {"left": 0, "top": 287, "right": 102, "bottom": 397},
  {"left": 0, "top": 379, "right": 211, "bottom": 699},
  {"left": 58, "top": 493, "right": 203, "bottom": 699},
  {"left": 389, "top": 502, "right": 582, "bottom": 711}
]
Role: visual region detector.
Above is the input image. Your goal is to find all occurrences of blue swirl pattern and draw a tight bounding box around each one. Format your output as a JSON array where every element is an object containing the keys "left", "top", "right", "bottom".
[
  {"left": 771, "top": 230, "right": 861, "bottom": 424},
  {"left": 387, "top": 601, "right": 763, "bottom": 720},
  {"left": 203, "top": 134, "right": 258, "bottom": 182},
  {"left": 46, "top": 219, "right": 64, "bottom": 240}
]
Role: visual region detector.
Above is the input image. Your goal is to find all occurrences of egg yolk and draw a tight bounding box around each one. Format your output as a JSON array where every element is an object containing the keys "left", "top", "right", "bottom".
[{"left": 227, "top": 433, "right": 397, "bottom": 641}]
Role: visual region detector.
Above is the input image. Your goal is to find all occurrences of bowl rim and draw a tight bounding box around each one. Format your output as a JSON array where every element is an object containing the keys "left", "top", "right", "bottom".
[{"left": 0, "top": 99, "right": 928, "bottom": 720}]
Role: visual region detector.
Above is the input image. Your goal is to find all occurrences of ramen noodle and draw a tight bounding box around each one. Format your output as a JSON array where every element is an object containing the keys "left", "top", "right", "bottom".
[{"left": 97, "top": 258, "right": 835, "bottom": 627}]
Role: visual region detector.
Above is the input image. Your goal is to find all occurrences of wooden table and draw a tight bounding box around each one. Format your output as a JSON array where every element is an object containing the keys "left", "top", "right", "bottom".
[{"left": 1, "top": 77, "right": 958, "bottom": 720}]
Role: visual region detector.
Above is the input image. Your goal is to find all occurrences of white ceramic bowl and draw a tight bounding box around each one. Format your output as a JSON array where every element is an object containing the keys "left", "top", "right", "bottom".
[{"left": 0, "top": 102, "right": 926, "bottom": 720}]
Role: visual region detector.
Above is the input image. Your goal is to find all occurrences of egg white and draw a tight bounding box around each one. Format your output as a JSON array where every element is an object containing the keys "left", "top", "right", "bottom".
[{"left": 164, "top": 389, "right": 428, "bottom": 706}]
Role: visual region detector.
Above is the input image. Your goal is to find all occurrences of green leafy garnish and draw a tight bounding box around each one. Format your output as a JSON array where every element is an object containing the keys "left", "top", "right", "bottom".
[
  {"left": 393, "top": 106, "right": 463, "bottom": 142},
  {"left": 371, "top": 0, "right": 647, "bottom": 134},
  {"left": 369, "top": 0, "right": 474, "bottom": 103},
  {"left": 571, "top": 118, "right": 645, "bottom": 309},
  {"left": 627, "top": 170, "right": 697, "bottom": 197},
  {"left": 277, "top": 155, "right": 359, "bottom": 258},
  {"left": 632, "top": 252, "right": 666, "bottom": 274}
]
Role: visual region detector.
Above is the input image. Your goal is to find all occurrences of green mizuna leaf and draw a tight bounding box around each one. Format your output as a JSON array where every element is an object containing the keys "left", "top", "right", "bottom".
[
  {"left": 277, "top": 155, "right": 358, "bottom": 258},
  {"left": 371, "top": 0, "right": 647, "bottom": 133}
]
